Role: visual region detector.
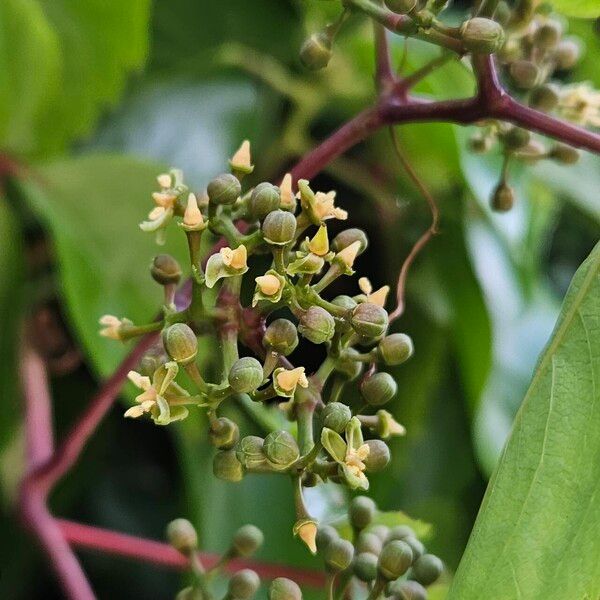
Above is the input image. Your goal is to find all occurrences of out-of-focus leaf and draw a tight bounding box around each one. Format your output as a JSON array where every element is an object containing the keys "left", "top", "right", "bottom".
[
  {"left": 449, "top": 242, "right": 600, "bottom": 600},
  {"left": 335, "top": 509, "right": 432, "bottom": 541},
  {"left": 20, "top": 155, "right": 188, "bottom": 377},
  {"left": 0, "top": 0, "right": 151, "bottom": 156},
  {"left": 551, "top": 0, "right": 600, "bottom": 18}
]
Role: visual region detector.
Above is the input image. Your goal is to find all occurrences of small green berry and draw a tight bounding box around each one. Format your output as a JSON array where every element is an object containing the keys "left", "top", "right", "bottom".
[
  {"left": 364, "top": 440, "right": 391, "bottom": 472},
  {"left": 353, "top": 552, "right": 379, "bottom": 582},
  {"left": 351, "top": 303, "right": 388, "bottom": 338},
  {"left": 166, "top": 519, "right": 197, "bottom": 554},
  {"left": 378, "top": 540, "right": 413, "bottom": 581},
  {"left": 213, "top": 450, "right": 244, "bottom": 482},
  {"left": 163, "top": 323, "right": 198, "bottom": 365},
  {"left": 324, "top": 538, "right": 355, "bottom": 572},
  {"left": 209, "top": 417, "right": 240, "bottom": 450},
  {"left": 250, "top": 182, "right": 281, "bottom": 220},
  {"left": 229, "top": 357, "right": 264, "bottom": 393},
  {"left": 233, "top": 525, "right": 264, "bottom": 557},
  {"left": 412, "top": 553, "right": 443, "bottom": 586},
  {"left": 460, "top": 18, "right": 505, "bottom": 54},
  {"left": 316, "top": 525, "right": 339, "bottom": 553},
  {"left": 207, "top": 173, "right": 241, "bottom": 205},
  {"left": 349, "top": 496, "right": 377, "bottom": 530},
  {"left": 263, "top": 319, "right": 299, "bottom": 356},
  {"left": 361, "top": 372, "right": 398, "bottom": 407},
  {"left": 356, "top": 531, "right": 383, "bottom": 555},
  {"left": 300, "top": 32, "right": 332, "bottom": 71},
  {"left": 321, "top": 402, "right": 352, "bottom": 433},
  {"left": 387, "top": 525, "right": 415, "bottom": 542},
  {"left": 228, "top": 569, "right": 261, "bottom": 600},
  {"left": 298, "top": 306, "right": 335, "bottom": 344},
  {"left": 262, "top": 210, "right": 297, "bottom": 245},
  {"left": 378, "top": 333, "right": 414, "bottom": 366},
  {"left": 509, "top": 60, "right": 540, "bottom": 89},
  {"left": 389, "top": 580, "right": 427, "bottom": 600},
  {"left": 264, "top": 430, "right": 299, "bottom": 469},
  {"left": 151, "top": 254, "right": 182, "bottom": 285},
  {"left": 269, "top": 578, "right": 302, "bottom": 600},
  {"left": 331, "top": 228, "right": 368, "bottom": 255}
]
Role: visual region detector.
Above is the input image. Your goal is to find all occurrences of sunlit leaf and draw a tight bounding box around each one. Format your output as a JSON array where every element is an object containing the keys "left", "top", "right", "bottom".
[{"left": 551, "top": 0, "right": 600, "bottom": 18}]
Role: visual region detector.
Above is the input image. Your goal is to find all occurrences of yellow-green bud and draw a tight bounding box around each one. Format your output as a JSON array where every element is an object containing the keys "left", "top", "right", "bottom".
[
  {"left": 229, "top": 357, "right": 264, "bottom": 393},
  {"left": 335, "top": 348, "right": 364, "bottom": 381},
  {"left": 163, "top": 323, "right": 198, "bottom": 365},
  {"left": 353, "top": 552, "right": 379, "bottom": 582},
  {"left": 233, "top": 525, "right": 264, "bottom": 557},
  {"left": 378, "top": 540, "right": 413, "bottom": 580},
  {"left": 209, "top": 417, "right": 240, "bottom": 450},
  {"left": 228, "top": 569, "right": 261, "bottom": 600},
  {"left": 269, "top": 578, "right": 302, "bottom": 600},
  {"left": 300, "top": 32, "right": 332, "bottom": 71},
  {"left": 364, "top": 439, "right": 390, "bottom": 472},
  {"left": 502, "top": 127, "right": 531, "bottom": 150},
  {"left": 316, "top": 525, "right": 339, "bottom": 553},
  {"left": 388, "top": 580, "right": 427, "bottom": 600},
  {"left": 361, "top": 372, "right": 397, "bottom": 406},
  {"left": 250, "top": 182, "right": 281, "bottom": 220},
  {"left": 384, "top": 0, "right": 416, "bottom": 13},
  {"left": 387, "top": 525, "right": 415, "bottom": 542},
  {"left": 264, "top": 430, "right": 299, "bottom": 468},
  {"left": 321, "top": 402, "right": 352, "bottom": 433},
  {"left": 491, "top": 181, "right": 515, "bottom": 212},
  {"left": 349, "top": 496, "right": 376, "bottom": 530},
  {"left": 403, "top": 536, "right": 425, "bottom": 560},
  {"left": 412, "top": 553, "right": 443, "bottom": 586},
  {"left": 460, "top": 18, "right": 505, "bottom": 54},
  {"left": 534, "top": 21, "right": 561, "bottom": 50},
  {"left": 213, "top": 449, "right": 244, "bottom": 482},
  {"left": 468, "top": 134, "right": 493, "bottom": 154},
  {"left": 529, "top": 84, "right": 559, "bottom": 112},
  {"left": 549, "top": 143, "right": 580, "bottom": 164},
  {"left": 262, "top": 210, "right": 297, "bottom": 245},
  {"left": 298, "top": 306, "right": 335, "bottom": 344},
  {"left": 324, "top": 538, "right": 355, "bottom": 572},
  {"left": 175, "top": 587, "right": 202, "bottom": 600},
  {"left": 331, "top": 228, "right": 368, "bottom": 255},
  {"left": 356, "top": 531, "right": 383, "bottom": 555},
  {"left": 166, "top": 518, "right": 198, "bottom": 554},
  {"left": 378, "top": 333, "right": 414, "bottom": 366},
  {"left": 207, "top": 173, "right": 241, "bottom": 205},
  {"left": 331, "top": 295, "right": 358, "bottom": 311},
  {"left": 555, "top": 39, "right": 580, "bottom": 70},
  {"left": 494, "top": 1, "right": 511, "bottom": 26},
  {"left": 368, "top": 524, "right": 390, "bottom": 542},
  {"left": 509, "top": 60, "right": 539, "bottom": 89},
  {"left": 151, "top": 254, "right": 182, "bottom": 285},
  {"left": 236, "top": 436, "right": 267, "bottom": 469},
  {"left": 351, "top": 303, "right": 388, "bottom": 338},
  {"left": 263, "top": 319, "right": 298, "bottom": 356}
]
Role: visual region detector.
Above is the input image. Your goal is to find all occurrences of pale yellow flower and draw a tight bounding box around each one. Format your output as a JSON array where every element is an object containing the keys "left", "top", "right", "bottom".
[
  {"left": 229, "top": 140, "right": 253, "bottom": 173},
  {"left": 359, "top": 277, "right": 390, "bottom": 308},
  {"left": 220, "top": 245, "right": 248, "bottom": 270},
  {"left": 307, "top": 225, "right": 329, "bottom": 257},
  {"left": 336, "top": 240, "right": 362, "bottom": 268},
  {"left": 255, "top": 274, "right": 282, "bottom": 296},
  {"left": 279, "top": 173, "right": 295, "bottom": 210},
  {"left": 314, "top": 190, "right": 348, "bottom": 221},
  {"left": 276, "top": 367, "right": 309, "bottom": 393},
  {"left": 558, "top": 83, "right": 600, "bottom": 127},
  {"left": 99, "top": 315, "right": 125, "bottom": 340}
]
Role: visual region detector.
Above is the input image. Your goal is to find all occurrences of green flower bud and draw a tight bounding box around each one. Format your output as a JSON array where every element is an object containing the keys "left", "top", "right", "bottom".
[
  {"left": 334, "top": 348, "right": 364, "bottom": 381},
  {"left": 361, "top": 372, "right": 397, "bottom": 407},
  {"left": 494, "top": 1, "right": 511, "bottom": 26},
  {"left": 233, "top": 525, "right": 264, "bottom": 557},
  {"left": 298, "top": 306, "right": 335, "bottom": 344},
  {"left": 213, "top": 449, "right": 244, "bottom": 482},
  {"left": 353, "top": 552, "right": 379, "bottom": 582},
  {"left": 324, "top": 538, "right": 355, "bottom": 572},
  {"left": 502, "top": 127, "right": 531, "bottom": 150},
  {"left": 378, "top": 540, "right": 413, "bottom": 581},
  {"left": 384, "top": 0, "right": 417, "bottom": 13},
  {"left": 356, "top": 531, "right": 383, "bottom": 555},
  {"left": 331, "top": 295, "right": 358, "bottom": 311},
  {"left": 534, "top": 21, "right": 561, "bottom": 50},
  {"left": 300, "top": 32, "right": 332, "bottom": 71},
  {"left": 250, "top": 182, "right": 281, "bottom": 220},
  {"left": 263, "top": 319, "right": 299, "bottom": 356},
  {"left": 316, "top": 524, "right": 339, "bottom": 553},
  {"left": 509, "top": 60, "right": 539, "bottom": 89},
  {"left": 228, "top": 569, "right": 261, "bottom": 600},
  {"left": 367, "top": 524, "right": 390, "bottom": 542},
  {"left": 207, "top": 173, "right": 241, "bottom": 205},
  {"left": 151, "top": 254, "right": 182, "bottom": 285},
  {"left": 331, "top": 228, "right": 369, "bottom": 255},
  {"left": 491, "top": 181, "right": 515, "bottom": 212},
  {"left": 264, "top": 430, "right": 299, "bottom": 469},
  {"left": 555, "top": 39, "right": 580, "bottom": 70},
  {"left": 549, "top": 143, "right": 580, "bottom": 164},
  {"left": 166, "top": 518, "right": 197, "bottom": 554},
  {"left": 237, "top": 436, "right": 267, "bottom": 469},
  {"left": 351, "top": 303, "right": 388, "bottom": 338},
  {"left": 378, "top": 333, "right": 414, "bottom": 366},
  {"left": 229, "top": 357, "right": 264, "bottom": 393},
  {"left": 349, "top": 496, "right": 376, "bottom": 530},
  {"left": 209, "top": 417, "right": 240, "bottom": 450},
  {"left": 412, "top": 553, "right": 443, "bottom": 586},
  {"left": 387, "top": 525, "right": 415, "bottom": 542},
  {"left": 321, "top": 402, "right": 352, "bottom": 433},
  {"left": 262, "top": 210, "right": 297, "bottom": 245},
  {"left": 364, "top": 439, "right": 391, "bottom": 472},
  {"left": 163, "top": 323, "right": 198, "bottom": 365},
  {"left": 468, "top": 134, "right": 492, "bottom": 154},
  {"left": 529, "top": 84, "right": 560, "bottom": 112},
  {"left": 460, "top": 18, "right": 505, "bottom": 54},
  {"left": 269, "top": 578, "right": 302, "bottom": 600},
  {"left": 175, "top": 586, "right": 203, "bottom": 600},
  {"left": 388, "top": 580, "right": 427, "bottom": 600},
  {"left": 403, "top": 536, "right": 425, "bottom": 561}
]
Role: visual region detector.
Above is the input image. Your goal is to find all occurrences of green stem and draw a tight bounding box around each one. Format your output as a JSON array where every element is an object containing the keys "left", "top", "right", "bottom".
[
  {"left": 312, "top": 264, "right": 343, "bottom": 294},
  {"left": 296, "top": 402, "right": 315, "bottom": 456},
  {"left": 119, "top": 321, "right": 163, "bottom": 340},
  {"left": 366, "top": 578, "right": 386, "bottom": 600}
]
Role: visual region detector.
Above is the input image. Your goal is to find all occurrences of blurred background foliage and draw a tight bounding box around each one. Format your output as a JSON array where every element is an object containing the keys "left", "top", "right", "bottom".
[{"left": 0, "top": 1, "right": 598, "bottom": 598}]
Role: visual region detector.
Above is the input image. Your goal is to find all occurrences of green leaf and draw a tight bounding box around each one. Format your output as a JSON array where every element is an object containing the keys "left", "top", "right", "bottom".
[
  {"left": 20, "top": 154, "right": 188, "bottom": 377},
  {"left": 0, "top": 0, "right": 151, "bottom": 156},
  {"left": 449, "top": 242, "right": 600, "bottom": 600},
  {"left": 550, "top": 0, "right": 600, "bottom": 18},
  {"left": 334, "top": 509, "right": 433, "bottom": 541}
]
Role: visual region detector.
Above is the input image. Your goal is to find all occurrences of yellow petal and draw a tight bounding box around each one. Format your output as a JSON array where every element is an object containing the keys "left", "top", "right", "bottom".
[
  {"left": 230, "top": 245, "right": 248, "bottom": 270},
  {"left": 297, "top": 521, "right": 317, "bottom": 554},
  {"left": 99, "top": 315, "right": 120, "bottom": 326},
  {"left": 230, "top": 140, "right": 252, "bottom": 170},
  {"left": 276, "top": 367, "right": 307, "bottom": 392},
  {"left": 280, "top": 173, "right": 295, "bottom": 209},
  {"left": 307, "top": 225, "right": 329, "bottom": 257},
  {"left": 358, "top": 277, "right": 372, "bottom": 295},
  {"left": 183, "top": 193, "right": 204, "bottom": 227},
  {"left": 148, "top": 206, "right": 165, "bottom": 220},
  {"left": 336, "top": 240, "right": 361, "bottom": 268},
  {"left": 124, "top": 405, "right": 145, "bottom": 418},
  {"left": 127, "top": 371, "right": 151, "bottom": 391},
  {"left": 157, "top": 173, "right": 172, "bottom": 189},
  {"left": 369, "top": 285, "right": 390, "bottom": 308},
  {"left": 152, "top": 192, "right": 176, "bottom": 207},
  {"left": 256, "top": 274, "right": 281, "bottom": 296}
]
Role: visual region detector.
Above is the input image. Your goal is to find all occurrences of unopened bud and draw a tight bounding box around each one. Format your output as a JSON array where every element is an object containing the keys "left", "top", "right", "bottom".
[
  {"left": 555, "top": 39, "right": 580, "bottom": 70},
  {"left": 236, "top": 436, "right": 267, "bottom": 469},
  {"left": 378, "top": 540, "right": 413, "bottom": 580},
  {"left": 299, "top": 306, "right": 335, "bottom": 344},
  {"left": 335, "top": 348, "right": 364, "bottom": 381},
  {"left": 207, "top": 173, "right": 241, "bottom": 205},
  {"left": 549, "top": 143, "right": 580, "bottom": 164},
  {"left": 412, "top": 553, "right": 443, "bottom": 586},
  {"left": 389, "top": 580, "right": 427, "bottom": 600},
  {"left": 230, "top": 140, "right": 254, "bottom": 177},
  {"left": 264, "top": 430, "right": 299, "bottom": 468},
  {"left": 324, "top": 538, "right": 354, "bottom": 572},
  {"left": 262, "top": 210, "right": 297, "bottom": 245},
  {"left": 377, "top": 333, "right": 414, "bottom": 366},
  {"left": 229, "top": 357, "right": 264, "bottom": 393},
  {"left": 361, "top": 372, "right": 397, "bottom": 406},
  {"left": 250, "top": 182, "right": 281, "bottom": 220},
  {"left": 364, "top": 439, "right": 391, "bottom": 472},
  {"left": 209, "top": 417, "right": 240, "bottom": 450},
  {"left": 151, "top": 254, "right": 182, "bottom": 285},
  {"left": 163, "top": 323, "right": 198, "bottom": 365},
  {"left": 166, "top": 518, "right": 197, "bottom": 554},
  {"left": 228, "top": 569, "right": 261, "bottom": 600},
  {"left": 269, "top": 578, "right": 302, "bottom": 600},
  {"left": 233, "top": 525, "right": 264, "bottom": 557},
  {"left": 300, "top": 32, "right": 332, "bottom": 71},
  {"left": 404, "top": 536, "right": 425, "bottom": 560},
  {"left": 356, "top": 531, "right": 383, "bottom": 555},
  {"left": 213, "top": 449, "right": 244, "bottom": 482},
  {"left": 385, "top": 0, "right": 416, "bottom": 13},
  {"left": 321, "top": 402, "right": 352, "bottom": 433},
  {"left": 529, "top": 84, "right": 560, "bottom": 112},
  {"left": 509, "top": 60, "right": 539, "bottom": 89},
  {"left": 460, "top": 18, "right": 505, "bottom": 54},
  {"left": 316, "top": 525, "right": 339, "bottom": 553},
  {"left": 353, "top": 552, "right": 379, "bottom": 582},
  {"left": 331, "top": 228, "right": 369, "bottom": 255},
  {"left": 263, "top": 319, "right": 299, "bottom": 356},
  {"left": 491, "top": 181, "right": 515, "bottom": 212},
  {"left": 502, "top": 127, "right": 531, "bottom": 150},
  {"left": 534, "top": 21, "right": 561, "bottom": 50},
  {"left": 387, "top": 525, "right": 415, "bottom": 542},
  {"left": 349, "top": 496, "right": 377, "bottom": 530},
  {"left": 351, "top": 303, "right": 388, "bottom": 338}
]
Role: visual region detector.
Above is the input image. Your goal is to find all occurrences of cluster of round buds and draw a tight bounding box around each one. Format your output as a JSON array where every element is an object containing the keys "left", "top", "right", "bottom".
[
  {"left": 167, "top": 519, "right": 264, "bottom": 600},
  {"left": 467, "top": 4, "right": 589, "bottom": 213},
  {"left": 314, "top": 496, "right": 443, "bottom": 599}
]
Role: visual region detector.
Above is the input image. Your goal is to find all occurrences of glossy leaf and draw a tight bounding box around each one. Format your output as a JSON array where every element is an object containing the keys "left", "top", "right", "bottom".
[{"left": 449, "top": 242, "right": 600, "bottom": 599}]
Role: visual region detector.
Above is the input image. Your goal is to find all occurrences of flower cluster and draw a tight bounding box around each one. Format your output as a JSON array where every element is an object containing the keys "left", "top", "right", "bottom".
[{"left": 100, "top": 140, "right": 415, "bottom": 561}]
